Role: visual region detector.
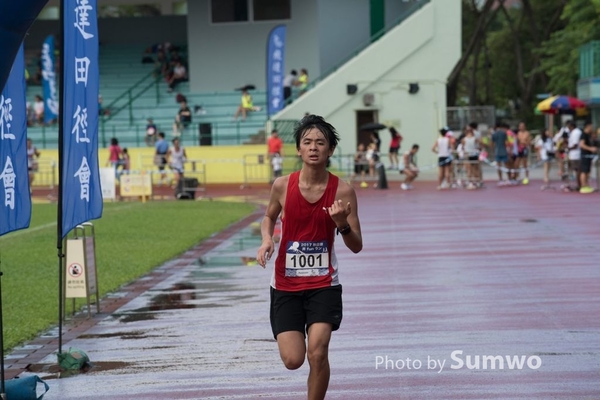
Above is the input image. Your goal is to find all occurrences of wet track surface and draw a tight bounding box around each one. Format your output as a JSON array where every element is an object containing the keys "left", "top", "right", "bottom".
[{"left": 9, "top": 181, "right": 600, "bottom": 399}]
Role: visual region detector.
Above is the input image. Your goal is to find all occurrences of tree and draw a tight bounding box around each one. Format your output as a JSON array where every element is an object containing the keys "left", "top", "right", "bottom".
[
  {"left": 538, "top": 0, "right": 600, "bottom": 95},
  {"left": 449, "top": 0, "right": 568, "bottom": 124}
]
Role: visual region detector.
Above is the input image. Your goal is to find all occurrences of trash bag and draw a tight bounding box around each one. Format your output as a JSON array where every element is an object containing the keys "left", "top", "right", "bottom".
[{"left": 57, "top": 347, "right": 90, "bottom": 370}]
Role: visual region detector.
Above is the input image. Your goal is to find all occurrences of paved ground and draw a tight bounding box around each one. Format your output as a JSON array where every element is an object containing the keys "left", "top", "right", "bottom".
[{"left": 8, "top": 173, "right": 600, "bottom": 399}]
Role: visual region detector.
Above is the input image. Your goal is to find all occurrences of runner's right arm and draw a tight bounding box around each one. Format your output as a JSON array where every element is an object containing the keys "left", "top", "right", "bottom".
[{"left": 257, "top": 177, "right": 286, "bottom": 268}]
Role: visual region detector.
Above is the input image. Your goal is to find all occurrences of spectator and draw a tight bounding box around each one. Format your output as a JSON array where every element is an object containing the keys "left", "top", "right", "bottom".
[
  {"left": 98, "top": 94, "right": 109, "bottom": 116},
  {"left": 461, "top": 126, "right": 480, "bottom": 189},
  {"left": 469, "top": 121, "right": 481, "bottom": 140},
  {"left": 296, "top": 68, "right": 308, "bottom": 96},
  {"left": 121, "top": 148, "right": 131, "bottom": 173},
  {"left": 153, "top": 50, "right": 168, "bottom": 79},
  {"left": 154, "top": 132, "right": 169, "bottom": 184},
  {"left": 535, "top": 129, "right": 555, "bottom": 190},
  {"left": 174, "top": 100, "right": 192, "bottom": 137},
  {"left": 234, "top": 89, "right": 261, "bottom": 121},
  {"left": 400, "top": 144, "right": 419, "bottom": 190},
  {"left": 145, "top": 118, "right": 158, "bottom": 146},
  {"left": 567, "top": 120, "right": 582, "bottom": 190},
  {"left": 491, "top": 123, "right": 509, "bottom": 185},
  {"left": 283, "top": 69, "right": 297, "bottom": 103},
  {"left": 365, "top": 142, "right": 377, "bottom": 178},
  {"left": 33, "top": 95, "right": 44, "bottom": 124},
  {"left": 167, "top": 60, "right": 188, "bottom": 93},
  {"left": 267, "top": 129, "right": 284, "bottom": 159},
  {"left": 26, "top": 138, "right": 40, "bottom": 186},
  {"left": 388, "top": 127, "right": 402, "bottom": 170},
  {"left": 175, "top": 92, "right": 187, "bottom": 104},
  {"left": 271, "top": 153, "right": 283, "bottom": 181},
  {"left": 352, "top": 143, "right": 368, "bottom": 188},
  {"left": 578, "top": 122, "right": 598, "bottom": 194},
  {"left": 515, "top": 122, "right": 531, "bottom": 184},
  {"left": 554, "top": 122, "right": 570, "bottom": 181},
  {"left": 432, "top": 128, "right": 452, "bottom": 189},
  {"left": 167, "top": 137, "right": 187, "bottom": 189},
  {"left": 106, "top": 137, "right": 124, "bottom": 178}
]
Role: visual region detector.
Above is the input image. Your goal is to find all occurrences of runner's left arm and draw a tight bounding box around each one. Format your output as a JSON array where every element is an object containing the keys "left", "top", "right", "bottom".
[{"left": 327, "top": 182, "right": 363, "bottom": 253}]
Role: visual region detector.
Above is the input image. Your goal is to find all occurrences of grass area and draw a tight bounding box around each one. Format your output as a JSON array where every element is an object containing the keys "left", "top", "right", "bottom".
[{"left": 0, "top": 200, "right": 256, "bottom": 351}]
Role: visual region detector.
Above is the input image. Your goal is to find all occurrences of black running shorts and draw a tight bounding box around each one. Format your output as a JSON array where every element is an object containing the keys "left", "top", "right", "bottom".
[{"left": 270, "top": 285, "right": 343, "bottom": 339}]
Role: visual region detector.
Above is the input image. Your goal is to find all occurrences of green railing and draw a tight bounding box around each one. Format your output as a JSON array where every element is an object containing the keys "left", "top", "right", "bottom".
[
  {"left": 302, "top": 0, "right": 431, "bottom": 94},
  {"left": 579, "top": 41, "right": 600, "bottom": 80},
  {"left": 99, "top": 70, "right": 161, "bottom": 147},
  {"left": 272, "top": 119, "right": 299, "bottom": 143}
]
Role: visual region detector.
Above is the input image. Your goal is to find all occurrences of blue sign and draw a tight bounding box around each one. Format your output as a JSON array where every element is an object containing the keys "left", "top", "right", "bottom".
[
  {"left": 266, "top": 25, "right": 286, "bottom": 117},
  {"left": 0, "top": 0, "right": 50, "bottom": 92},
  {"left": 41, "top": 35, "right": 59, "bottom": 124},
  {"left": 0, "top": 45, "right": 31, "bottom": 236},
  {"left": 61, "top": 0, "right": 102, "bottom": 238}
]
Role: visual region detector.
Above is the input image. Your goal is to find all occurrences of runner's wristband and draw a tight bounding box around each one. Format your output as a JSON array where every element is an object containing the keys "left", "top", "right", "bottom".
[{"left": 337, "top": 225, "right": 351, "bottom": 236}]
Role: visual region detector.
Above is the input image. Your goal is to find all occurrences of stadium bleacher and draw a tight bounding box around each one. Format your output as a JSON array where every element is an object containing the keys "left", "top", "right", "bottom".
[{"left": 24, "top": 44, "right": 268, "bottom": 149}]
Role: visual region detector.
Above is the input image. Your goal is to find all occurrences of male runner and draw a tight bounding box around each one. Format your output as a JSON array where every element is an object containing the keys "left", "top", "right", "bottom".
[
  {"left": 257, "top": 115, "right": 363, "bottom": 400},
  {"left": 515, "top": 122, "right": 531, "bottom": 184}
]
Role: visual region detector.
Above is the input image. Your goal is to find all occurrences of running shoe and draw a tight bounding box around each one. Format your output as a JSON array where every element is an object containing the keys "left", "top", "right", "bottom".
[
  {"left": 360, "top": 181, "right": 368, "bottom": 188},
  {"left": 522, "top": 178, "right": 529, "bottom": 185},
  {"left": 579, "top": 186, "right": 594, "bottom": 194},
  {"left": 401, "top": 183, "right": 408, "bottom": 190}
]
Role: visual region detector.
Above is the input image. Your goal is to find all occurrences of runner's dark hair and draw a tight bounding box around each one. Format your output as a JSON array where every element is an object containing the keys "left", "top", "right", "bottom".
[{"left": 294, "top": 114, "right": 340, "bottom": 150}]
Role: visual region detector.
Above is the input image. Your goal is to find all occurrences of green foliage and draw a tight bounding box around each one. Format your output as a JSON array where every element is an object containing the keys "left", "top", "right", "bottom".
[
  {"left": 0, "top": 201, "right": 255, "bottom": 351},
  {"left": 454, "top": 0, "right": 571, "bottom": 125},
  {"left": 539, "top": 0, "right": 600, "bottom": 94}
]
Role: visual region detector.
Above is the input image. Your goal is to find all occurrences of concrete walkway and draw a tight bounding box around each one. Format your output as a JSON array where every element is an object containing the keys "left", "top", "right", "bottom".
[{"left": 8, "top": 179, "right": 600, "bottom": 399}]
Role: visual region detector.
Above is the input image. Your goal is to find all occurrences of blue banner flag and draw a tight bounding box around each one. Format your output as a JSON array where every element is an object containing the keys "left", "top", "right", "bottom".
[
  {"left": 266, "top": 25, "right": 286, "bottom": 117},
  {"left": 61, "top": 0, "right": 102, "bottom": 238},
  {"left": 41, "top": 35, "right": 59, "bottom": 124},
  {"left": 0, "top": 45, "right": 31, "bottom": 236},
  {"left": 0, "top": 0, "right": 49, "bottom": 92}
]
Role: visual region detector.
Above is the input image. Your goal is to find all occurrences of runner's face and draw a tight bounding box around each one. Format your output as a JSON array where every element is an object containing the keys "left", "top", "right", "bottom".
[{"left": 298, "top": 128, "right": 333, "bottom": 165}]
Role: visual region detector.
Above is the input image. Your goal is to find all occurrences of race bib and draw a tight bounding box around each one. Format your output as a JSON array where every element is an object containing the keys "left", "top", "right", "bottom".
[{"left": 285, "top": 240, "right": 329, "bottom": 277}]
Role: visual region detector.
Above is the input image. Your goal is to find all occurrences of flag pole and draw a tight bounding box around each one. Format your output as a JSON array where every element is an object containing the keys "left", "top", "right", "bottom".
[{"left": 57, "top": 0, "right": 65, "bottom": 355}]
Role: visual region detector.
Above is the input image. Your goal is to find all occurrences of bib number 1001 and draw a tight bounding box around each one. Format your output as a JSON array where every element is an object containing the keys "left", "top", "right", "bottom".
[{"left": 289, "top": 254, "right": 323, "bottom": 268}]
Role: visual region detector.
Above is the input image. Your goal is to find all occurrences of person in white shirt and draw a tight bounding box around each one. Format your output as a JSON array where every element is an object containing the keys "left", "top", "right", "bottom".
[
  {"left": 283, "top": 70, "right": 297, "bottom": 103},
  {"left": 271, "top": 152, "right": 283, "bottom": 181},
  {"left": 566, "top": 121, "right": 582, "bottom": 189},
  {"left": 432, "top": 128, "right": 452, "bottom": 189},
  {"left": 535, "top": 129, "right": 555, "bottom": 189},
  {"left": 33, "top": 95, "right": 44, "bottom": 124}
]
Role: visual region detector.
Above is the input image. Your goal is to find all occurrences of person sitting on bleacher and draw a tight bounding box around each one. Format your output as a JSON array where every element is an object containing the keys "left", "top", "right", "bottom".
[
  {"left": 173, "top": 100, "right": 192, "bottom": 137},
  {"left": 167, "top": 60, "right": 188, "bottom": 93},
  {"left": 233, "top": 89, "right": 261, "bottom": 121}
]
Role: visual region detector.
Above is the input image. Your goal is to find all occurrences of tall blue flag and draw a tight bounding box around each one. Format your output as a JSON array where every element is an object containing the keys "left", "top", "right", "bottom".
[
  {"left": 266, "top": 25, "right": 286, "bottom": 117},
  {"left": 0, "top": 0, "right": 50, "bottom": 92},
  {"left": 61, "top": 0, "right": 102, "bottom": 238},
  {"left": 41, "top": 35, "right": 59, "bottom": 124},
  {"left": 0, "top": 45, "right": 31, "bottom": 236}
]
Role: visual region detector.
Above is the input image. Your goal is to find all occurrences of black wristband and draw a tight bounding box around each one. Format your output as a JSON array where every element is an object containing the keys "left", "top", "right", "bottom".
[{"left": 337, "top": 225, "right": 351, "bottom": 236}]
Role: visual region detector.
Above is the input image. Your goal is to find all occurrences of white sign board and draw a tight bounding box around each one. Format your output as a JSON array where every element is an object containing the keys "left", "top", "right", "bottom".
[
  {"left": 100, "top": 168, "right": 116, "bottom": 200},
  {"left": 65, "top": 238, "right": 87, "bottom": 298}
]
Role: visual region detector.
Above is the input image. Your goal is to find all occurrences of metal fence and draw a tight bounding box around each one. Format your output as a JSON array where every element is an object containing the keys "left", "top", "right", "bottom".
[{"left": 447, "top": 106, "right": 496, "bottom": 132}]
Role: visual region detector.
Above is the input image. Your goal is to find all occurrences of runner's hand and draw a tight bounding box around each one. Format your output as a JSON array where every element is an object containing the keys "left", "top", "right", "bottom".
[
  {"left": 326, "top": 199, "right": 351, "bottom": 226},
  {"left": 257, "top": 239, "right": 274, "bottom": 268}
]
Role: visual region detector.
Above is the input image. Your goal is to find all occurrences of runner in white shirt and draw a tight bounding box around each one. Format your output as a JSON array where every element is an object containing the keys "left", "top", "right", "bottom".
[
  {"left": 566, "top": 121, "right": 582, "bottom": 189},
  {"left": 432, "top": 128, "right": 452, "bottom": 189}
]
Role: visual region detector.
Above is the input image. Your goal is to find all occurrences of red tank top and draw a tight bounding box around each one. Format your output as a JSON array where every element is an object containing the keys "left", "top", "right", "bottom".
[{"left": 272, "top": 171, "right": 340, "bottom": 291}]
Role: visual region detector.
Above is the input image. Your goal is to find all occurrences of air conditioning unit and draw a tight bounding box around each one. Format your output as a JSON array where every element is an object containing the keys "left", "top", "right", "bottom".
[{"left": 363, "top": 93, "right": 375, "bottom": 106}]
